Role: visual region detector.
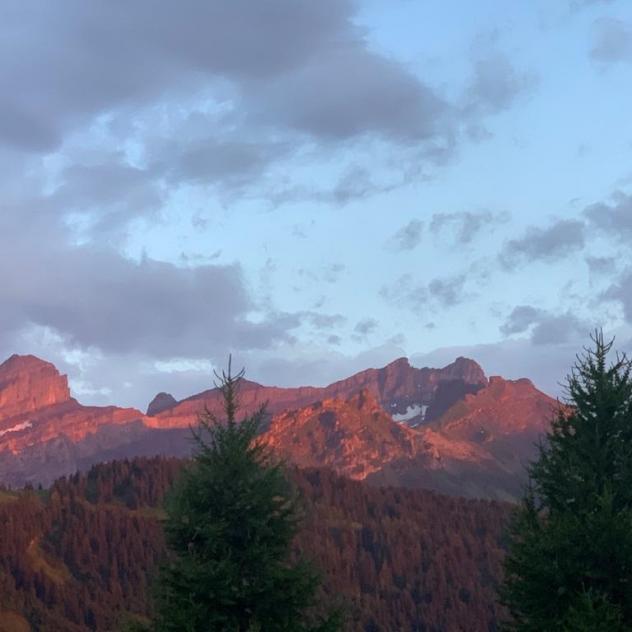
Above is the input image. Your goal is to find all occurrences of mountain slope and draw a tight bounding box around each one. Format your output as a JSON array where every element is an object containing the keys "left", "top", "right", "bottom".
[
  {"left": 147, "top": 355, "right": 488, "bottom": 429},
  {"left": 0, "top": 457, "right": 510, "bottom": 631},
  {"left": 0, "top": 354, "right": 557, "bottom": 498}
]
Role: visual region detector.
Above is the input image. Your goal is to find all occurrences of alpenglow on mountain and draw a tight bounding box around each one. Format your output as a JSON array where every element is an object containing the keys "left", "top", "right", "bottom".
[{"left": 0, "top": 354, "right": 555, "bottom": 499}]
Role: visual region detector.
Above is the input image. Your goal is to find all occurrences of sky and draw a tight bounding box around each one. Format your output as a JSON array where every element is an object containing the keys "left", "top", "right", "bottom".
[{"left": 1, "top": 0, "right": 632, "bottom": 410}]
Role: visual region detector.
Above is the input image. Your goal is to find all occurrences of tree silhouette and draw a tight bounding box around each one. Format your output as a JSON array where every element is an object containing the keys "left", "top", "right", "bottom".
[
  {"left": 501, "top": 331, "right": 632, "bottom": 631},
  {"left": 153, "top": 360, "right": 340, "bottom": 632}
]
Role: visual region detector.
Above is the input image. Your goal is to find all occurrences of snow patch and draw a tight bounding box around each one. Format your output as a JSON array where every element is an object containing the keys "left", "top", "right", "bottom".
[
  {"left": 392, "top": 405, "right": 427, "bottom": 423},
  {"left": 0, "top": 421, "right": 33, "bottom": 438}
]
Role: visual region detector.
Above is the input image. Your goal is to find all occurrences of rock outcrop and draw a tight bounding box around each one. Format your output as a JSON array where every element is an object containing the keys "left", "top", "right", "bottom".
[
  {"left": 148, "top": 356, "right": 488, "bottom": 430},
  {"left": 0, "top": 353, "right": 557, "bottom": 499},
  {"left": 0, "top": 355, "right": 71, "bottom": 420},
  {"left": 146, "top": 392, "right": 177, "bottom": 416}
]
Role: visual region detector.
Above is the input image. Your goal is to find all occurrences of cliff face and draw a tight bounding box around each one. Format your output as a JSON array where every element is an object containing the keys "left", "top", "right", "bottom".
[
  {"left": 148, "top": 356, "right": 489, "bottom": 430},
  {"left": 0, "top": 353, "right": 557, "bottom": 499},
  {"left": 0, "top": 355, "right": 71, "bottom": 421},
  {"left": 265, "top": 389, "right": 425, "bottom": 480},
  {"left": 0, "top": 355, "right": 144, "bottom": 483},
  {"left": 264, "top": 375, "right": 558, "bottom": 500}
]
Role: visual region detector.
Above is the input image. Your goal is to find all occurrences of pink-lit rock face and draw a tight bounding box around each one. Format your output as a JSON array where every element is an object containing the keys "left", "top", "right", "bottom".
[
  {"left": 0, "top": 353, "right": 558, "bottom": 500},
  {"left": 0, "top": 355, "right": 71, "bottom": 419},
  {"left": 263, "top": 377, "right": 558, "bottom": 500},
  {"left": 436, "top": 375, "right": 558, "bottom": 443},
  {"left": 148, "top": 355, "right": 489, "bottom": 429},
  {"left": 265, "top": 389, "right": 425, "bottom": 480},
  {"left": 0, "top": 355, "right": 144, "bottom": 455}
]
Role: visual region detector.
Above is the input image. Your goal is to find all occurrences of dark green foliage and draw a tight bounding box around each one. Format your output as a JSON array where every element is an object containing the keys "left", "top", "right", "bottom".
[
  {"left": 153, "top": 362, "right": 340, "bottom": 632},
  {"left": 501, "top": 332, "right": 632, "bottom": 631}
]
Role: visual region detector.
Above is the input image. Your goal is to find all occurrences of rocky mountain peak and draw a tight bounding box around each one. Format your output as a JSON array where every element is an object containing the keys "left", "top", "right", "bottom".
[
  {"left": 0, "top": 354, "right": 71, "bottom": 419},
  {"left": 441, "top": 357, "right": 487, "bottom": 385},
  {"left": 146, "top": 392, "right": 178, "bottom": 416}
]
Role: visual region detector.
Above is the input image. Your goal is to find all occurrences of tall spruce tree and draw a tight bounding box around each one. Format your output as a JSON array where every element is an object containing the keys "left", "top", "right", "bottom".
[
  {"left": 153, "top": 361, "right": 340, "bottom": 632},
  {"left": 501, "top": 332, "right": 632, "bottom": 631}
]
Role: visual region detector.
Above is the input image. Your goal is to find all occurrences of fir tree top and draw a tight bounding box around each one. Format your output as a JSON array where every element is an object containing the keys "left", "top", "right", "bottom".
[{"left": 501, "top": 331, "right": 632, "bottom": 631}]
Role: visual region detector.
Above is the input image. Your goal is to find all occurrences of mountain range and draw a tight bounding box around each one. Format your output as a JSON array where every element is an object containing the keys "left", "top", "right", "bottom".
[{"left": 0, "top": 353, "right": 558, "bottom": 499}]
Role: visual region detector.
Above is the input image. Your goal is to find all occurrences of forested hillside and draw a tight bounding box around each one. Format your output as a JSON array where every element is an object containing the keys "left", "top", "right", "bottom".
[{"left": 0, "top": 458, "right": 509, "bottom": 631}]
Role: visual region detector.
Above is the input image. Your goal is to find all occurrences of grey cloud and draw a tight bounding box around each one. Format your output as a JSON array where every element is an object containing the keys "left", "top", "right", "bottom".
[
  {"left": 500, "top": 305, "right": 590, "bottom": 345},
  {"left": 603, "top": 269, "right": 632, "bottom": 323},
  {"left": 390, "top": 220, "right": 424, "bottom": 251},
  {"left": 50, "top": 156, "right": 164, "bottom": 230},
  {"left": 0, "top": 0, "right": 454, "bottom": 159},
  {"left": 381, "top": 273, "right": 468, "bottom": 311},
  {"left": 0, "top": 103, "right": 62, "bottom": 152},
  {"left": 500, "top": 219, "right": 586, "bottom": 268},
  {"left": 531, "top": 314, "right": 589, "bottom": 346},
  {"left": 380, "top": 274, "right": 428, "bottom": 312},
  {"left": 0, "top": 1, "right": 354, "bottom": 152},
  {"left": 500, "top": 305, "right": 545, "bottom": 335},
  {"left": 0, "top": 206, "right": 299, "bottom": 360},
  {"left": 297, "top": 264, "right": 346, "bottom": 285},
  {"left": 269, "top": 166, "right": 408, "bottom": 208},
  {"left": 428, "top": 275, "right": 467, "bottom": 308},
  {"left": 305, "top": 313, "right": 346, "bottom": 330},
  {"left": 152, "top": 135, "right": 292, "bottom": 192},
  {"left": 586, "top": 255, "right": 617, "bottom": 276},
  {"left": 584, "top": 192, "right": 632, "bottom": 239},
  {"left": 464, "top": 53, "right": 535, "bottom": 116},
  {"left": 251, "top": 46, "right": 448, "bottom": 143},
  {"left": 0, "top": 0, "right": 534, "bottom": 214},
  {"left": 0, "top": 1, "right": 538, "bottom": 224},
  {"left": 430, "top": 210, "right": 508, "bottom": 244},
  {"left": 591, "top": 18, "right": 632, "bottom": 64},
  {"left": 354, "top": 318, "right": 378, "bottom": 336}
]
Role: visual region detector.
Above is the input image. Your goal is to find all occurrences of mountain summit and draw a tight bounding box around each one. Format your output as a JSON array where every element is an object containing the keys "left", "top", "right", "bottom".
[
  {"left": 0, "top": 353, "right": 555, "bottom": 499},
  {"left": 0, "top": 354, "right": 71, "bottom": 419}
]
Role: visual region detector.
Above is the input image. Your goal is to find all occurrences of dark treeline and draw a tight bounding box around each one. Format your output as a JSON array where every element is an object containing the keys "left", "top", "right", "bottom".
[{"left": 0, "top": 457, "right": 509, "bottom": 631}]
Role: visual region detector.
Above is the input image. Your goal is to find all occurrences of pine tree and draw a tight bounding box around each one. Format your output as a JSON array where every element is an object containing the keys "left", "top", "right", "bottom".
[
  {"left": 501, "top": 331, "right": 632, "bottom": 631},
  {"left": 153, "top": 360, "right": 341, "bottom": 632}
]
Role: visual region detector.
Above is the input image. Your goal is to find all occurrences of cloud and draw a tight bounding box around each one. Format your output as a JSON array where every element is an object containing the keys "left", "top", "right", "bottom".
[
  {"left": 591, "top": 18, "right": 632, "bottom": 64},
  {"left": 584, "top": 191, "right": 632, "bottom": 239},
  {"left": 0, "top": 1, "right": 360, "bottom": 152},
  {"left": 390, "top": 220, "right": 424, "bottom": 251},
  {"left": 428, "top": 275, "right": 468, "bottom": 308},
  {"left": 500, "top": 305, "right": 591, "bottom": 345},
  {"left": 500, "top": 219, "right": 586, "bottom": 268},
  {"left": 0, "top": 1, "right": 452, "bottom": 156},
  {"left": 429, "top": 210, "right": 508, "bottom": 244},
  {"left": 500, "top": 305, "right": 545, "bottom": 336},
  {"left": 354, "top": 318, "right": 378, "bottom": 336},
  {"left": 50, "top": 154, "right": 164, "bottom": 232},
  {"left": 251, "top": 46, "right": 448, "bottom": 143},
  {"left": 381, "top": 273, "right": 468, "bottom": 311},
  {"left": 603, "top": 269, "right": 632, "bottom": 323},
  {"left": 304, "top": 312, "right": 347, "bottom": 330},
  {"left": 464, "top": 53, "right": 535, "bottom": 116},
  {"left": 160, "top": 137, "right": 291, "bottom": 191},
  {"left": 0, "top": 1, "right": 536, "bottom": 217},
  {"left": 586, "top": 255, "right": 617, "bottom": 276},
  {"left": 0, "top": 205, "right": 300, "bottom": 362}
]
